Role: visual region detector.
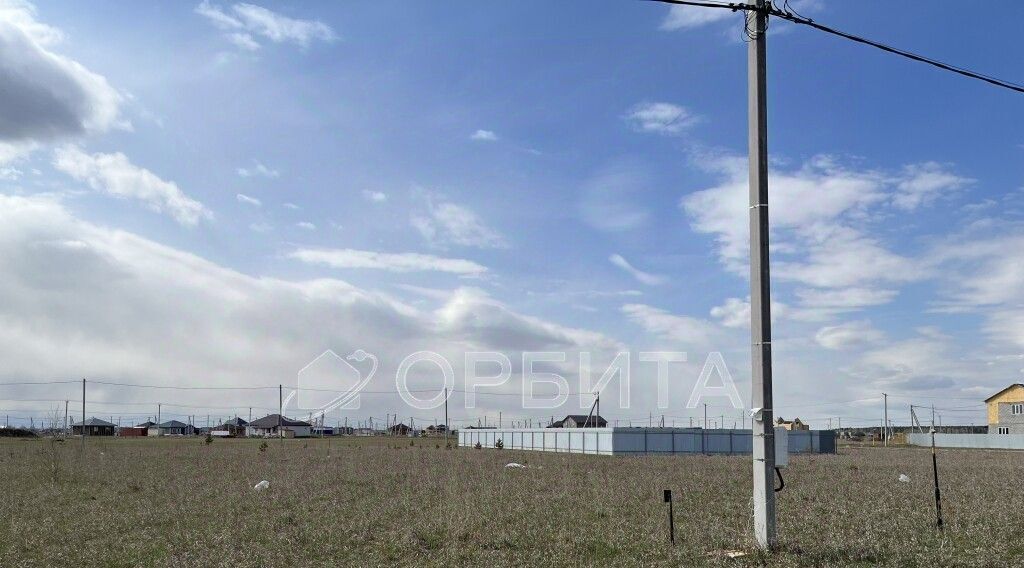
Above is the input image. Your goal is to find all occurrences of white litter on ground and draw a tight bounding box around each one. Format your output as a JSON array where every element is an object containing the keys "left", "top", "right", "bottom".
[
  {"left": 505, "top": 463, "right": 527, "bottom": 468},
  {"left": 707, "top": 550, "right": 747, "bottom": 559},
  {"left": 899, "top": 474, "right": 911, "bottom": 483},
  {"left": 254, "top": 480, "right": 270, "bottom": 491}
]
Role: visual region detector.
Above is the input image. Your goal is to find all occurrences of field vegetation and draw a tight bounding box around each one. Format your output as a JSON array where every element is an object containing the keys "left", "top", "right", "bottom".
[{"left": 0, "top": 436, "right": 1021, "bottom": 567}]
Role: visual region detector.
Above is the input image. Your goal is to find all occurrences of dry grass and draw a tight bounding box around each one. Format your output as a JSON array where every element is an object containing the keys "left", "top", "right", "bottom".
[{"left": 0, "top": 436, "right": 1021, "bottom": 567}]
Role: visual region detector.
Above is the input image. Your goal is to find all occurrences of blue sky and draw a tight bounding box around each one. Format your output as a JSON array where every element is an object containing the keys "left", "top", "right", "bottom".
[{"left": 0, "top": 0, "right": 1022, "bottom": 428}]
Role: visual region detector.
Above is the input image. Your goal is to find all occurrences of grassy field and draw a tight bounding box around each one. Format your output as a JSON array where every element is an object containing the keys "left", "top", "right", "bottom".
[{"left": 0, "top": 436, "right": 1021, "bottom": 567}]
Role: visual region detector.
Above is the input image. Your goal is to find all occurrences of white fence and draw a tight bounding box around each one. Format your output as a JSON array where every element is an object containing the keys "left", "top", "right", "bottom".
[
  {"left": 458, "top": 427, "right": 835, "bottom": 456},
  {"left": 906, "top": 432, "right": 1024, "bottom": 450}
]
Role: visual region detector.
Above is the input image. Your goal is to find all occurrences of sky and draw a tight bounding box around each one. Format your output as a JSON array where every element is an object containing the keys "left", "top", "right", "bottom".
[{"left": 0, "top": 0, "right": 1022, "bottom": 430}]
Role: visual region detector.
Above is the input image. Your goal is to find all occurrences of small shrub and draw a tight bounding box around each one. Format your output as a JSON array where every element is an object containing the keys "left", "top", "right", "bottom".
[
  {"left": 204, "top": 432, "right": 213, "bottom": 445},
  {"left": 494, "top": 439, "right": 504, "bottom": 449},
  {"left": 258, "top": 440, "right": 268, "bottom": 453},
  {"left": 474, "top": 442, "right": 482, "bottom": 449}
]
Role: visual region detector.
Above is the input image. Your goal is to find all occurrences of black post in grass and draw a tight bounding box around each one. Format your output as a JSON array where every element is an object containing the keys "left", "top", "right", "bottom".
[
  {"left": 663, "top": 490, "right": 675, "bottom": 544},
  {"left": 930, "top": 428, "right": 944, "bottom": 530}
]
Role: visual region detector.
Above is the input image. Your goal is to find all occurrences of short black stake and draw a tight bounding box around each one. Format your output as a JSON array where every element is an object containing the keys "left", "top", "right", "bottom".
[
  {"left": 664, "top": 489, "right": 675, "bottom": 544},
  {"left": 930, "top": 429, "right": 944, "bottom": 530}
]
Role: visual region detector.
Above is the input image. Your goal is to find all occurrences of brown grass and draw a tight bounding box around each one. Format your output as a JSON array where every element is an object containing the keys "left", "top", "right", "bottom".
[{"left": 0, "top": 437, "right": 1021, "bottom": 567}]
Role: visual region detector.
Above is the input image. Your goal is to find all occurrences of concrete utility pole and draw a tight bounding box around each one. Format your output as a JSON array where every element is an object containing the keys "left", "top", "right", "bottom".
[
  {"left": 279, "top": 384, "right": 283, "bottom": 440},
  {"left": 883, "top": 393, "right": 888, "bottom": 446},
  {"left": 81, "top": 379, "right": 86, "bottom": 447},
  {"left": 747, "top": 0, "right": 776, "bottom": 550}
]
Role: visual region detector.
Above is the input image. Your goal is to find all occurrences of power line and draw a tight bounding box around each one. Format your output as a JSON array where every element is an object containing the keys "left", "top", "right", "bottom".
[
  {"left": 646, "top": 0, "right": 1024, "bottom": 95},
  {"left": 89, "top": 380, "right": 277, "bottom": 391},
  {"left": 0, "top": 380, "right": 81, "bottom": 386}
]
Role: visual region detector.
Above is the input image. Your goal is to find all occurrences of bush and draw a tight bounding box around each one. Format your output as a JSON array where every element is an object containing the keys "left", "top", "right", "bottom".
[
  {"left": 495, "top": 439, "right": 504, "bottom": 449},
  {"left": 259, "top": 440, "right": 268, "bottom": 453},
  {"left": 474, "top": 442, "right": 482, "bottom": 449}
]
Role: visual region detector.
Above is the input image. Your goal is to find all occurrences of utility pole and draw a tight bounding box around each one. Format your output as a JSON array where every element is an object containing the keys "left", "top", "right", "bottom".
[
  {"left": 747, "top": 0, "right": 776, "bottom": 550},
  {"left": 279, "top": 384, "right": 283, "bottom": 441},
  {"left": 883, "top": 393, "right": 888, "bottom": 446},
  {"left": 157, "top": 403, "right": 162, "bottom": 436},
  {"left": 81, "top": 378, "right": 86, "bottom": 448},
  {"left": 64, "top": 400, "right": 68, "bottom": 436},
  {"left": 444, "top": 387, "right": 449, "bottom": 444}
]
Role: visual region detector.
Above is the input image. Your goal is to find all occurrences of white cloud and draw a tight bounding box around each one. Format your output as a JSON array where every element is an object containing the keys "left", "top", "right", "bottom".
[
  {"left": 659, "top": 5, "right": 735, "bottom": 30},
  {"left": 814, "top": 320, "right": 885, "bottom": 350},
  {"left": 985, "top": 311, "right": 1024, "bottom": 350},
  {"left": 850, "top": 333, "right": 961, "bottom": 391},
  {"left": 625, "top": 102, "right": 698, "bottom": 135},
  {"left": 195, "top": 1, "right": 336, "bottom": 50},
  {"left": 412, "top": 199, "right": 507, "bottom": 249},
  {"left": 283, "top": 202, "right": 300, "bottom": 210},
  {"left": 290, "top": 248, "right": 487, "bottom": 275},
  {"left": 791, "top": 287, "right": 898, "bottom": 321},
  {"left": 608, "top": 254, "right": 665, "bottom": 286},
  {"left": 296, "top": 221, "right": 316, "bottom": 231},
  {"left": 362, "top": 190, "right": 387, "bottom": 203},
  {"left": 228, "top": 32, "right": 260, "bottom": 51},
  {"left": 682, "top": 155, "right": 887, "bottom": 268},
  {"left": 0, "top": 0, "right": 124, "bottom": 157},
  {"left": 710, "top": 297, "right": 787, "bottom": 328},
  {"left": 0, "top": 194, "right": 627, "bottom": 416},
  {"left": 248, "top": 221, "right": 271, "bottom": 232},
  {"left": 237, "top": 160, "right": 279, "bottom": 178},
  {"left": 53, "top": 146, "right": 211, "bottom": 226},
  {"left": 680, "top": 155, "right": 958, "bottom": 314},
  {"left": 621, "top": 303, "right": 721, "bottom": 348},
  {"left": 470, "top": 130, "right": 498, "bottom": 142},
  {"left": 0, "top": 166, "right": 22, "bottom": 180},
  {"left": 579, "top": 160, "right": 652, "bottom": 232},
  {"left": 893, "top": 162, "right": 972, "bottom": 210},
  {"left": 774, "top": 224, "right": 923, "bottom": 289},
  {"left": 236, "top": 193, "right": 261, "bottom": 207}
]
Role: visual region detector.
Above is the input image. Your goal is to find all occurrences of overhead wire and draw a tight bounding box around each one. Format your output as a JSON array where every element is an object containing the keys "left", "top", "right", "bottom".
[{"left": 645, "top": 0, "right": 1024, "bottom": 95}]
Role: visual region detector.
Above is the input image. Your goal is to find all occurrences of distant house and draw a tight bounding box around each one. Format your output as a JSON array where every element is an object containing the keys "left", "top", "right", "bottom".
[
  {"left": 120, "top": 421, "right": 154, "bottom": 437},
  {"left": 72, "top": 417, "right": 116, "bottom": 436},
  {"left": 388, "top": 423, "right": 412, "bottom": 436},
  {"left": 312, "top": 425, "right": 335, "bottom": 436},
  {"left": 986, "top": 384, "right": 1024, "bottom": 435},
  {"left": 551, "top": 415, "right": 607, "bottom": 428},
  {"left": 776, "top": 417, "right": 809, "bottom": 431},
  {"left": 148, "top": 420, "right": 191, "bottom": 436},
  {"left": 213, "top": 417, "right": 248, "bottom": 437},
  {"left": 246, "top": 414, "right": 312, "bottom": 438},
  {"left": 425, "top": 424, "right": 448, "bottom": 435}
]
